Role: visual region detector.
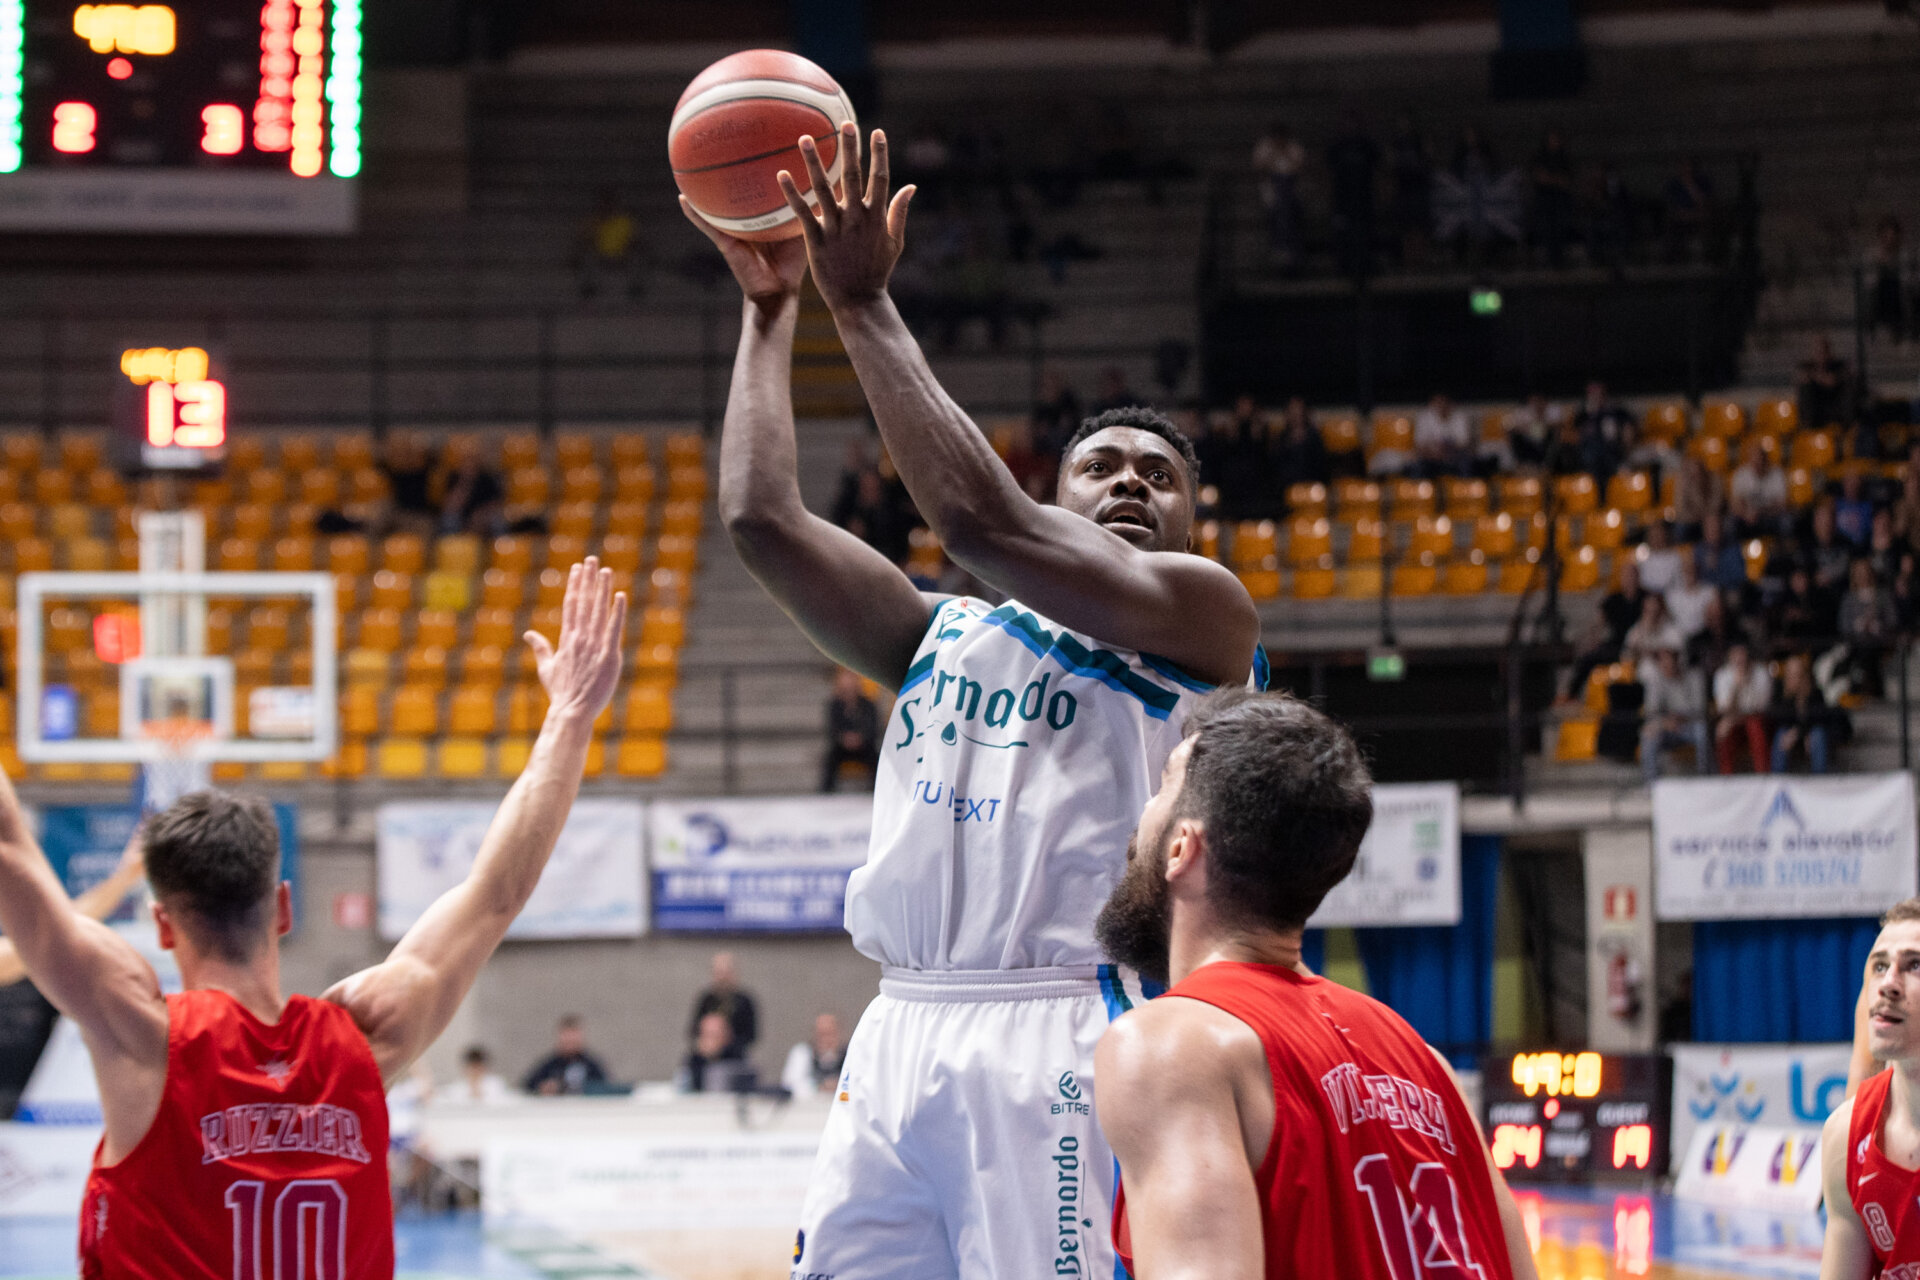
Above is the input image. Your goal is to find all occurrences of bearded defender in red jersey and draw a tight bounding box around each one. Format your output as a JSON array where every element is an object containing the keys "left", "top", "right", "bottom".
[
  {"left": 1091, "top": 688, "right": 1538, "bottom": 1280},
  {"left": 1821, "top": 900, "right": 1920, "bottom": 1280},
  {"left": 0, "top": 560, "right": 626, "bottom": 1279}
]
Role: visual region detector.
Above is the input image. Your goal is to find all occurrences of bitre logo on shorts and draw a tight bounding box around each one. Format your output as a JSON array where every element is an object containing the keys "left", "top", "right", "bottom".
[
  {"left": 1058, "top": 1072, "right": 1082, "bottom": 1102},
  {"left": 1052, "top": 1072, "right": 1089, "bottom": 1116}
]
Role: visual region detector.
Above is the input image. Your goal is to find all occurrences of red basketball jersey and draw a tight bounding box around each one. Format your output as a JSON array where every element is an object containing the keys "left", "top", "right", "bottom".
[
  {"left": 80, "top": 990, "right": 394, "bottom": 1280},
  {"left": 1846, "top": 1067, "right": 1920, "bottom": 1268},
  {"left": 1113, "top": 962, "right": 1513, "bottom": 1280}
]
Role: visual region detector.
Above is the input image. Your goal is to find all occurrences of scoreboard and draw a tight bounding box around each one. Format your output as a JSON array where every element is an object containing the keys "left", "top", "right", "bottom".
[
  {"left": 0, "top": 0, "right": 359, "bottom": 232},
  {"left": 1481, "top": 1051, "right": 1670, "bottom": 1182}
]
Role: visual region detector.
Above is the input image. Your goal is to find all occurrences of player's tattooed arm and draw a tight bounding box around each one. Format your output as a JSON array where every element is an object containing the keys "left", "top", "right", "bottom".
[
  {"left": 783, "top": 123, "right": 1257, "bottom": 687},
  {"left": 1819, "top": 1100, "right": 1875, "bottom": 1280},
  {"left": 1095, "top": 1001, "right": 1267, "bottom": 1280},
  {"left": 682, "top": 197, "right": 946, "bottom": 691},
  {"left": 326, "top": 560, "right": 626, "bottom": 1086}
]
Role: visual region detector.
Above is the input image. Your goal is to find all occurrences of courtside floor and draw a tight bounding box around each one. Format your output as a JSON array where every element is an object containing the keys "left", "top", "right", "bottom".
[{"left": 0, "top": 1191, "right": 1824, "bottom": 1280}]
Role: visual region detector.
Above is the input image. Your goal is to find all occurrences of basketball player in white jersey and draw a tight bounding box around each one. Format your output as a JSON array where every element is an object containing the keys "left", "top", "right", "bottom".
[{"left": 682, "top": 124, "right": 1259, "bottom": 1280}]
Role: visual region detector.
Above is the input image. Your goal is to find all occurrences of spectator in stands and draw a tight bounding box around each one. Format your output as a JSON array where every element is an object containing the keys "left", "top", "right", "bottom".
[
  {"left": 1771, "top": 566, "right": 1834, "bottom": 644},
  {"left": 523, "top": 1014, "right": 610, "bottom": 1096},
  {"left": 689, "top": 951, "right": 758, "bottom": 1061},
  {"left": 578, "top": 187, "right": 643, "bottom": 301},
  {"left": 1573, "top": 382, "right": 1631, "bottom": 482},
  {"left": 1387, "top": 111, "right": 1432, "bottom": 268},
  {"left": 1841, "top": 557, "right": 1900, "bottom": 696},
  {"left": 1712, "top": 643, "right": 1772, "bottom": 775},
  {"left": 781, "top": 1013, "right": 849, "bottom": 1099},
  {"left": 1867, "top": 215, "right": 1909, "bottom": 342},
  {"left": 1639, "top": 646, "right": 1710, "bottom": 784},
  {"left": 1693, "top": 511, "right": 1748, "bottom": 592},
  {"left": 1662, "top": 158, "right": 1716, "bottom": 262},
  {"left": 1672, "top": 456, "right": 1724, "bottom": 542},
  {"left": 1273, "top": 397, "right": 1331, "bottom": 498},
  {"left": 1252, "top": 122, "right": 1306, "bottom": 270},
  {"left": 1624, "top": 593, "right": 1686, "bottom": 664},
  {"left": 1664, "top": 554, "right": 1717, "bottom": 640},
  {"left": 1326, "top": 110, "right": 1381, "bottom": 280},
  {"left": 834, "top": 466, "right": 912, "bottom": 566},
  {"left": 1636, "top": 520, "right": 1683, "bottom": 594},
  {"left": 1620, "top": 419, "right": 1681, "bottom": 481},
  {"left": 1505, "top": 394, "right": 1559, "bottom": 470},
  {"left": 1769, "top": 653, "right": 1832, "bottom": 774},
  {"left": 1729, "top": 440, "right": 1790, "bottom": 533},
  {"left": 1895, "top": 447, "right": 1920, "bottom": 556},
  {"left": 1869, "top": 509, "right": 1904, "bottom": 583},
  {"left": 1092, "top": 366, "right": 1138, "bottom": 416},
  {"left": 455, "top": 1045, "right": 513, "bottom": 1105},
  {"left": 1413, "top": 392, "right": 1474, "bottom": 478},
  {"left": 1688, "top": 593, "right": 1753, "bottom": 677},
  {"left": 1031, "top": 369, "right": 1082, "bottom": 461},
  {"left": 380, "top": 435, "right": 437, "bottom": 534},
  {"left": 1802, "top": 500, "right": 1855, "bottom": 594},
  {"left": 1560, "top": 561, "right": 1645, "bottom": 704},
  {"left": 1528, "top": 129, "right": 1577, "bottom": 268},
  {"left": 680, "top": 1012, "right": 754, "bottom": 1094},
  {"left": 1796, "top": 335, "right": 1853, "bottom": 430},
  {"left": 437, "top": 440, "right": 505, "bottom": 537},
  {"left": 1893, "top": 551, "right": 1920, "bottom": 632},
  {"left": 822, "top": 668, "right": 880, "bottom": 793},
  {"left": 1215, "top": 397, "right": 1276, "bottom": 516},
  {"left": 1836, "top": 470, "right": 1878, "bottom": 548}
]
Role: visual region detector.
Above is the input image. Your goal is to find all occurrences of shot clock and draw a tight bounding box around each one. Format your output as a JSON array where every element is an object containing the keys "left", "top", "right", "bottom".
[
  {"left": 114, "top": 341, "right": 227, "bottom": 471},
  {"left": 1481, "top": 1051, "right": 1670, "bottom": 1182},
  {"left": 0, "top": 0, "right": 360, "bottom": 231}
]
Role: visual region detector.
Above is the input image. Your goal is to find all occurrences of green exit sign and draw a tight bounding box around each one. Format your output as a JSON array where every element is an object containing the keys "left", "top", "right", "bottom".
[
  {"left": 1469, "top": 287, "right": 1503, "bottom": 316},
  {"left": 1367, "top": 649, "right": 1406, "bottom": 682}
]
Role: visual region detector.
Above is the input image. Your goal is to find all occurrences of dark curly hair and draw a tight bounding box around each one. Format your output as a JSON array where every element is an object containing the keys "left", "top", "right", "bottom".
[{"left": 1058, "top": 406, "right": 1201, "bottom": 498}]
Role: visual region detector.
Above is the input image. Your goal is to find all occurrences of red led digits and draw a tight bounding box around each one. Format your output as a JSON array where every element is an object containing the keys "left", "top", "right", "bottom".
[
  {"left": 52, "top": 101, "right": 96, "bottom": 153},
  {"left": 201, "top": 104, "right": 243, "bottom": 154},
  {"left": 253, "top": 0, "right": 294, "bottom": 152}
]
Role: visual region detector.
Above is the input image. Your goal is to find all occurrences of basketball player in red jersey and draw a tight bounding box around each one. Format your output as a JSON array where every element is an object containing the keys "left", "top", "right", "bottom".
[
  {"left": 1821, "top": 899, "right": 1920, "bottom": 1279},
  {"left": 0, "top": 559, "right": 626, "bottom": 1279},
  {"left": 1091, "top": 688, "right": 1537, "bottom": 1280}
]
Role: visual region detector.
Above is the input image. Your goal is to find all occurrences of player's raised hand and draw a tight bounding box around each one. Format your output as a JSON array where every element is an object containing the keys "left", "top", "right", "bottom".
[
  {"left": 778, "top": 123, "right": 915, "bottom": 311},
  {"left": 525, "top": 557, "right": 627, "bottom": 718},
  {"left": 680, "top": 196, "right": 810, "bottom": 306}
]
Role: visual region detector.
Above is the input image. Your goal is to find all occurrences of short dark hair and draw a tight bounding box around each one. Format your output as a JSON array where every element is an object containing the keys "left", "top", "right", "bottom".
[
  {"left": 463, "top": 1045, "right": 490, "bottom": 1066},
  {"left": 1060, "top": 406, "right": 1202, "bottom": 496},
  {"left": 143, "top": 791, "right": 281, "bottom": 961},
  {"left": 1177, "top": 688, "right": 1374, "bottom": 932}
]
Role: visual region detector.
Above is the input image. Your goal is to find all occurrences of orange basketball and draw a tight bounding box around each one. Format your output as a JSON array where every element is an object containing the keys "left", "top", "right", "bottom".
[{"left": 669, "top": 50, "right": 857, "bottom": 242}]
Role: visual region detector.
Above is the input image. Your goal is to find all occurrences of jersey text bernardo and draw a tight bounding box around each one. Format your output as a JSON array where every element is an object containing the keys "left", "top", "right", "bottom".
[
  {"left": 1319, "top": 1062, "right": 1458, "bottom": 1154},
  {"left": 197, "top": 1102, "right": 373, "bottom": 1165}
]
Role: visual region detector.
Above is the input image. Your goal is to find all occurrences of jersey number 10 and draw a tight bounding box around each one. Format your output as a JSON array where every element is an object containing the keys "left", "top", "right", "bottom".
[
  {"left": 1353, "top": 1156, "right": 1491, "bottom": 1280},
  {"left": 224, "top": 1179, "right": 347, "bottom": 1280}
]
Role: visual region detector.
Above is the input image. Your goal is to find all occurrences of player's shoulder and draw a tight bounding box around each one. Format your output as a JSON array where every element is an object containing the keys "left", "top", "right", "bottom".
[
  {"left": 1826, "top": 1092, "right": 1859, "bottom": 1144},
  {"left": 1098, "top": 993, "right": 1266, "bottom": 1106}
]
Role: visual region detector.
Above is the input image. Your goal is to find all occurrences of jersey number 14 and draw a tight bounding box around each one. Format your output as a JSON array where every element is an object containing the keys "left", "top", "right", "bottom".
[
  {"left": 224, "top": 1179, "right": 347, "bottom": 1280},
  {"left": 1354, "top": 1156, "right": 1491, "bottom": 1280}
]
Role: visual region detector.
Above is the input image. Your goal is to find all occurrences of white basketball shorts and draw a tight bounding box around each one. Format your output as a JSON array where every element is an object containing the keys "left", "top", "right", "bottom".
[{"left": 791, "top": 964, "right": 1159, "bottom": 1280}]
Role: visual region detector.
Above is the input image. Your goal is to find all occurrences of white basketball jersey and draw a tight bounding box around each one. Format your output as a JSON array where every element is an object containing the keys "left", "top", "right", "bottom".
[{"left": 848, "top": 597, "right": 1253, "bottom": 971}]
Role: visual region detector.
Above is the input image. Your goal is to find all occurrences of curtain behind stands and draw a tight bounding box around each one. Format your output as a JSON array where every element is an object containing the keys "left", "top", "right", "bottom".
[
  {"left": 1355, "top": 834, "right": 1503, "bottom": 1063},
  {"left": 1693, "top": 917, "right": 1878, "bottom": 1042}
]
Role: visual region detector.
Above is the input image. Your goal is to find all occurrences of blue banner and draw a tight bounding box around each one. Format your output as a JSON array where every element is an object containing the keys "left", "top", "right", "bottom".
[{"left": 652, "top": 868, "right": 852, "bottom": 932}]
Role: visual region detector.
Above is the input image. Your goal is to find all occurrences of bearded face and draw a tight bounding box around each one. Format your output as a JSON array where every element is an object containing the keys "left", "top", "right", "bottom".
[{"left": 1094, "top": 828, "right": 1174, "bottom": 988}]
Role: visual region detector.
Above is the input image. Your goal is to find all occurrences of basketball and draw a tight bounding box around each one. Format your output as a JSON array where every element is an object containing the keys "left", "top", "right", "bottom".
[{"left": 669, "top": 50, "right": 857, "bottom": 242}]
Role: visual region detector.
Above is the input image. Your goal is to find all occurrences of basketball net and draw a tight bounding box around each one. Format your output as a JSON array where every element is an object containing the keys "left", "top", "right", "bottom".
[{"left": 139, "top": 716, "right": 216, "bottom": 815}]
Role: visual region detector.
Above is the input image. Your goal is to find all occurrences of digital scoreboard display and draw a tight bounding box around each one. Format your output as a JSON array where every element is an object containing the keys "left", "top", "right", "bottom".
[
  {"left": 114, "top": 342, "right": 227, "bottom": 470},
  {"left": 1482, "top": 1051, "right": 1670, "bottom": 1182},
  {"left": 0, "top": 0, "right": 359, "bottom": 232}
]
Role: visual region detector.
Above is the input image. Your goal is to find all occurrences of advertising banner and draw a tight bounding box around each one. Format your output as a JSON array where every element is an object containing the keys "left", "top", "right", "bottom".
[
  {"left": 484, "top": 1129, "right": 820, "bottom": 1230},
  {"left": 650, "top": 795, "right": 872, "bottom": 932},
  {"left": 1671, "top": 1122, "right": 1825, "bottom": 1215},
  {"left": 1652, "top": 774, "right": 1917, "bottom": 920},
  {"left": 1307, "top": 782, "right": 1461, "bottom": 927},
  {"left": 33, "top": 802, "right": 299, "bottom": 922},
  {"left": 377, "top": 799, "right": 645, "bottom": 940},
  {"left": 1669, "top": 1043, "right": 1852, "bottom": 1164},
  {"left": 0, "top": 1123, "right": 101, "bottom": 1219}
]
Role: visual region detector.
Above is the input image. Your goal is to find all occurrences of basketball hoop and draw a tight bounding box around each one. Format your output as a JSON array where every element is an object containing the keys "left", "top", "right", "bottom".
[{"left": 138, "top": 715, "right": 216, "bottom": 814}]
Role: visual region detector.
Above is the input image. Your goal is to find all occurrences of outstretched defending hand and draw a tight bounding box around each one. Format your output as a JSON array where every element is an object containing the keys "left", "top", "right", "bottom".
[
  {"left": 525, "top": 557, "right": 627, "bottom": 718},
  {"left": 680, "top": 197, "right": 809, "bottom": 306},
  {"left": 778, "top": 123, "right": 915, "bottom": 312}
]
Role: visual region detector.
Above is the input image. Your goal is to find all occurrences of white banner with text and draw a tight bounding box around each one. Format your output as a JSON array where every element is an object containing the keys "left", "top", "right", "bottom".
[
  {"left": 1652, "top": 774, "right": 1917, "bottom": 920},
  {"left": 1669, "top": 1043, "right": 1852, "bottom": 1166},
  {"left": 1308, "top": 782, "right": 1461, "bottom": 927},
  {"left": 650, "top": 795, "right": 872, "bottom": 931}
]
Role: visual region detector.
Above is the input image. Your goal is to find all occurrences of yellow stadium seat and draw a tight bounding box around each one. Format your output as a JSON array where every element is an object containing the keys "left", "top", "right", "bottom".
[
  {"left": 640, "top": 606, "right": 687, "bottom": 649},
  {"left": 402, "top": 646, "right": 449, "bottom": 690},
  {"left": 1497, "top": 550, "right": 1542, "bottom": 594},
  {"left": 58, "top": 435, "right": 102, "bottom": 473},
  {"left": 1340, "top": 564, "right": 1383, "bottom": 599},
  {"left": 82, "top": 689, "right": 118, "bottom": 738},
  {"left": 1642, "top": 401, "right": 1688, "bottom": 443},
  {"left": 328, "top": 535, "right": 371, "bottom": 575},
  {"left": 496, "top": 736, "right": 533, "bottom": 777},
  {"left": 665, "top": 433, "right": 704, "bottom": 466},
  {"left": 1285, "top": 483, "right": 1328, "bottom": 516},
  {"left": 1346, "top": 517, "right": 1386, "bottom": 564},
  {"left": 479, "top": 568, "right": 525, "bottom": 611},
  {"left": 610, "top": 435, "right": 649, "bottom": 469},
  {"left": 1196, "top": 521, "right": 1221, "bottom": 562},
  {"left": 0, "top": 503, "right": 33, "bottom": 542},
  {"left": 423, "top": 571, "right": 470, "bottom": 612},
  {"left": 344, "top": 648, "right": 392, "bottom": 688},
  {"left": 1786, "top": 467, "right": 1816, "bottom": 507},
  {"left": 615, "top": 736, "right": 668, "bottom": 778},
  {"left": 272, "top": 536, "right": 316, "bottom": 572},
  {"left": 1390, "top": 556, "right": 1438, "bottom": 597},
  {"left": 1700, "top": 400, "right": 1746, "bottom": 438},
  {"left": 246, "top": 471, "right": 287, "bottom": 506},
  {"left": 66, "top": 538, "right": 111, "bottom": 572},
  {"left": 437, "top": 737, "right": 490, "bottom": 778},
  {"left": 470, "top": 609, "right": 517, "bottom": 650},
  {"left": 501, "top": 434, "right": 541, "bottom": 471},
  {"left": 1472, "top": 513, "right": 1517, "bottom": 558},
  {"left": 1553, "top": 474, "right": 1598, "bottom": 516},
  {"left": 552, "top": 501, "right": 597, "bottom": 540},
  {"left": 1560, "top": 545, "right": 1602, "bottom": 591},
  {"left": 0, "top": 473, "right": 19, "bottom": 505},
  {"left": 47, "top": 607, "right": 89, "bottom": 653},
  {"left": 622, "top": 682, "right": 674, "bottom": 733},
  {"left": 1235, "top": 563, "right": 1281, "bottom": 600},
  {"left": 490, "top": 536, "right": 535, "bottom": 574},
  {"left": 1408, "top": 515, "right": 1454, "bottom": 560},
  {"left": 1367, "top": 415, "right": 1415, "bottom": 467},
  {"left": 448, "top": 685, "right": 498, "bottom": 735},
  {"left": 532, "top": 567, "right": 567, "bottom": 609},
  {"left": 1286, "top": 517, "right": 1332, "bottom": 566},
  {"left": 390, "top": 684, "right": 439, "bottom": 735},
  {"left": 280, "top": 435, "right": 321, "bottom": 472},
  {"left": 1790, "top": 431, "right": 1836, "bottom": 471},
  {"left": 613, "top": 466, "right": 656, "bottom": 505},
  {"left": 554, "top": 433, "right": 597, "bottom": 471},
  {"left": 667, "top": 467, "right": 709, "bottom": 503},
  {"left": 356, "top": 609, "right": 404, "bottom": 653},
  {"left": 48, "top": 504, "right": 91, "bottom": 541},
  {"left": 1290, "top": 562, "right": 1336, "bottom": 599},
  {"left": 605, "top": 501, "right": 649, "bottom": 539},
  {"left": 1744, "top": 538, "right": 1769, "bottom": 582},
  {"left": 414, "top": 610, "right": 460, "bottom": 650},
  {"left": 1753, "top": 398, "right": 1798, "bottom": 437},
  {"left": 1554, "top": 717, "right": 1599, "bottom": 761},
  {"left": 506, "top": 468, "right": 549, "bottom": 508},
  {"left": 1441, "top": 554, "right": 1489, "bottom": 595},
  {"left": 216, "top": 538, "right": 257, "bottom": 572},
  {"left": 299, "top": 470, "right": 341, "bottom": 507},
  {"left": 333, "top": 433, "right": 375, "bottom": 471},
  {"left": 462, "top": 646, "right": 506, "bottom": 687},
  {"left": 507, "top": 685, "right": 549, "bottom": 734},
  {"left": 1232, "top": 520, "right": 1279, "bottom": 567},
  {"left": 369, "top": 571, "right": 413, "bottom": 610},
  {"left": 661, "top": 501, "right": 703, "bottom": 539},
  {"left": 1586, "top": 507, "right": 1630, "bottom": 551},
  {"left": 435, "top": 534, "right": 482, "bottom": 576},
  {"left": 377, "top": 738, "right": 430, "bottom": 778},
  {"left": 1606, "top": 472, "right": 1653, "bottom": 513},
  {"left": 0, "top": 437, "right": 37, "bottom": 473},
  {"left": 634, "top": 643, "right": 680, "bottom": 686},
  {"left": 1319, "top": 415, "right": 1361, "bottom": 456},
  {"left": 347, "top": 468, "right": 389, "bottom": 504},
  {"left": 648, "top": 568, "right": 692, "bottom": 609},
  {"left": 380, "top": 534, "right": 426, "bottom": 576},
  {"left": 341, "top": 686, "right": 381, "bottom": 736},
  {"left": 259, "top": 760, "right": 310, "bottom": 783},
  {"left": 232, "top": 505, "right": 273, "bottom": 542},
  {"left": 247, "top": 607, "right": 290, "bottom": 651},
  {"left": 33, "top": 470, "right": 72, "bottom": 504},
  {"left": 548, "top": 535, "right": 588, "bottom": 568},
  {"left": 1388, "top": 478, "right": 1436, "bottom": 522},
  {"left": 1497, "top": 475, "right": 1543, "bottom": 517},
  {"left": 1688, "top": 434, "right": 1731, "bottom": 473},
  {"left": 1333, "top": 478, "right": 1380, "bottom": 518},
  {"left": 561, "top": 466, "right": 602, "bottom": 503},
  {"left": 599, "top": 534, "right": 642, "bottom": 574},
  {"left": 1441, "top": 478, "right": 1489, "bottom": 519},
  {"left": 656, "top": 536, "right": 698, "bottom": 575}
]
